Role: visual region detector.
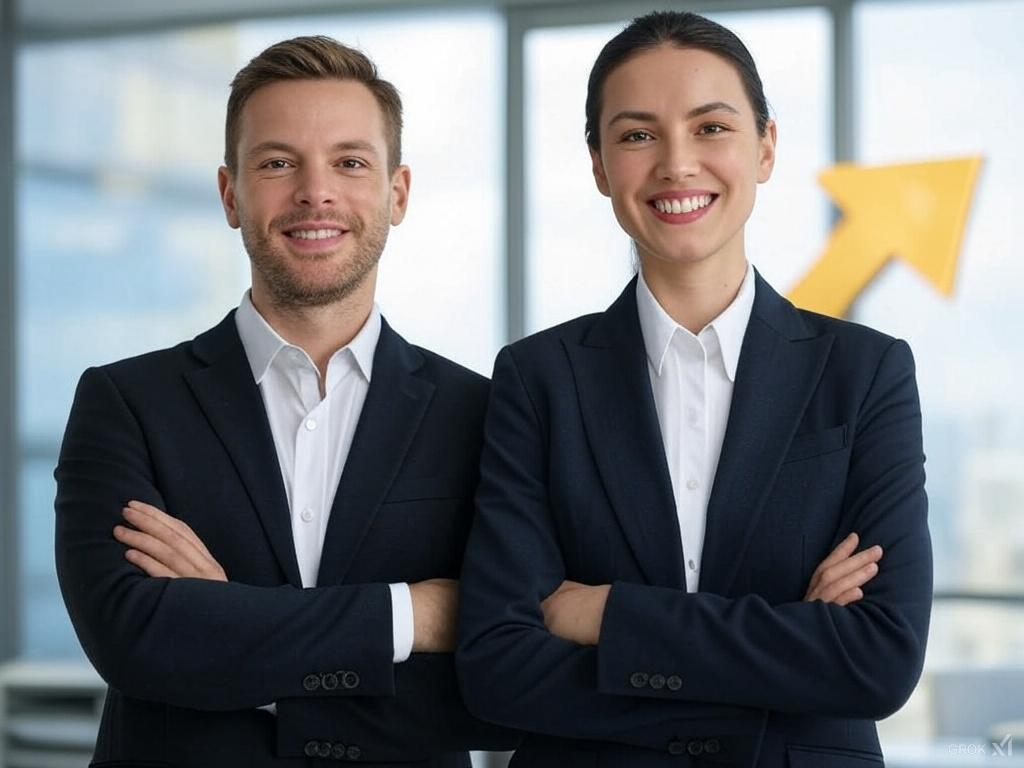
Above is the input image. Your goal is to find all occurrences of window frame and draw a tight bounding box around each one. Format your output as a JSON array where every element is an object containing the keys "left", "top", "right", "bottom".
[{"left": 3, "top": 0, "right": 1021, "bottom": 665}]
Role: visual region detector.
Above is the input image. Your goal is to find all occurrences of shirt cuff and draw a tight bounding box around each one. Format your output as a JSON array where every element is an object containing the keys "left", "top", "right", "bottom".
[{"left": 389, "top": 582, "right": 414, "bottom": 663}]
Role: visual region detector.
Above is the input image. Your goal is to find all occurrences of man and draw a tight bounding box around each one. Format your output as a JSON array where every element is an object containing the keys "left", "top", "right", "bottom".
[{"left": 56, "top": 36, "right": 512, "bottom": 768}]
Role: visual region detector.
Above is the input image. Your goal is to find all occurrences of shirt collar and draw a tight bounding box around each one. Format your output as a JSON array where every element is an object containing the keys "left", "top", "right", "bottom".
[
  {"left": 234, "top": 290, "right": 380, "bottom": 384},
  {"left": 635, "top": 263, "right": 755, "bottom": 382}
]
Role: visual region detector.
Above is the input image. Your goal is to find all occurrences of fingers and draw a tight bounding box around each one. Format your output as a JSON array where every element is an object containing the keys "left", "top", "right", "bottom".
[
  {"left": 114, "top": 520, "right": 201, "bottom": 581},
  {"left": 127, "top": 501, "right": 215, "bottom": 560},
  {"left": 808, "top": 560, "right": 879, "bottom": 604},
  {"left": 116, "top": 502, "right": 226, "bottom": 580},
  {"left": 802, "top": 536, "right": 884, "bottom": 606},
  {"left": 830, "top": 587, "right": 864, "bottom": 607},
  {"left": 124, "top": 547, "right": 179, "bottom": 578},
  {"left": 805, "top": 533, "right": 859, "bottom": 596}
]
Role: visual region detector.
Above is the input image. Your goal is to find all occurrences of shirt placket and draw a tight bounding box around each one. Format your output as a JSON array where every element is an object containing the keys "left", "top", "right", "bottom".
[
  {"left": 680, "top": 334, "right": 709, "bottom": 592},
  {"left": 292, "top": 364, "right": 328, "bottom": 588}
]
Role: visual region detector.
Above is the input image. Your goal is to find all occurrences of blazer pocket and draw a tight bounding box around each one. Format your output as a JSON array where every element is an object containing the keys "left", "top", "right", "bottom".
[
  {"left": 787, "top": 745, "right": 883, "bottom": 767},
  {"left": 782, "top": 425, "right": 848, "bottom": 464},
  {"left": 384, "top": 474, "right": 470, "bottom": 503}
]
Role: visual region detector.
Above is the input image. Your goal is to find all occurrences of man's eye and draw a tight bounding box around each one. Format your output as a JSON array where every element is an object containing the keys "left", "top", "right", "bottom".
[
  {"left": 262, "top": 159, "right": 291, "bottom": 170},
  {"left": 339, "top": 159, "right": 367, "bottom": 169},
  {"left": 622, "top": 130, "right": 653, "bottom": 143}
]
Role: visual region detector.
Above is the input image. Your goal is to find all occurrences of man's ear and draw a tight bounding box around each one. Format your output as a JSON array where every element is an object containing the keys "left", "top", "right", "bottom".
[
  {"left": 218, "top": 166, "right": 241, "bottom": 229},
  {"left": 590, "top": 147, "right": 611, "bottom": 198},
  {"left": 389, "top": 164, "right": 412, "bottom": 226},
  {"left": 757, "top": 119, "right": 777, "bottom": 184}
]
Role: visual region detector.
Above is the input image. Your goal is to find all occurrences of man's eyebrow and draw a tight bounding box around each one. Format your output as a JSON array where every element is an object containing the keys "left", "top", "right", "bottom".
[
  {"left": 246, "top": 140, "right": 380, "bottom": 158},
  {"left": 606, "top": 101, "right": 742, "bottom": 128}
]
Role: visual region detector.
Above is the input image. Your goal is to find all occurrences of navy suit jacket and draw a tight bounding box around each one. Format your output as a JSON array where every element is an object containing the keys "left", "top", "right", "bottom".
[
  {"left": 55, "top": 312, "right": 515, "bottom": 768},
  {"left": 457, "top": 272, "right": 932, "bottom": 768}
]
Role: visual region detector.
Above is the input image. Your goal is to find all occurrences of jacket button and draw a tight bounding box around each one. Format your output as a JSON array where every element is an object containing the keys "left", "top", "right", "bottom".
[
  {"left": 331, "top": 742, "right": 347, "bottom": 759},
  {"left": 304, "top": 740, "right": 320, "bottom": 757},
  {"left": 687, "top": 739, "right": 704, "bottom": 756},
  {"left": 667, "top": 739, "right": 685, "bottom": 756},
  {"left": 321, "top": 672, "right": 339, "bottom": 690},
  {"left": 347, "top": 744, "right": 362, "bottom": 760},
  {"left": 317, "top": 741, "right": 333, "bottom": 758},
  {"left": 667, "top": 675, "right": 683, "bottom": 691},
  {"left": 705, "top": 738, "right": 721, "bottom": 754},
  {"left": 649, "top": 673, "right": 666, "bottom": 690},
  {"left": 629, "top": 672, "right": 649, "bottom": 688},
  {"left": 341, "top": 670, "right": 361, "bottom": 689},
  {"left": 303, "top": 674, "right": 321, "bottom": 692}
]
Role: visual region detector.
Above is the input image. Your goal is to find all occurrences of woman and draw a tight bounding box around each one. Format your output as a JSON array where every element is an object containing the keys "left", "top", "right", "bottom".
[{"left": 457, "top": 10, "right": 931, "bottom": 768}]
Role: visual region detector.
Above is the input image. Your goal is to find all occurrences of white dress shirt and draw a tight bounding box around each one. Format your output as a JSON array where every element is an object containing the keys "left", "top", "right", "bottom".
[
  {"left": 635, "top": 265, "right": 755, "bottom": 592},
  {"left": 235, "top": 292, "right": 414, "bottom": 663}
]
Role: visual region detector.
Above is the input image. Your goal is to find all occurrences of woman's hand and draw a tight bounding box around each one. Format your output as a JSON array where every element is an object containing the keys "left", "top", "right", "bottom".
[{"left": 804, "top": 532, "right": 882, "bottom": 605}]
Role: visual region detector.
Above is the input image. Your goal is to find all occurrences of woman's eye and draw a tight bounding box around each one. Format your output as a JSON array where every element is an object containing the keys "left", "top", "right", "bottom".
[
  {"left": 623, "top": 130, "right": 654, "bottom": 143},
  {"left": 699, "top": 124, "right": 727, "bottom": 135}
]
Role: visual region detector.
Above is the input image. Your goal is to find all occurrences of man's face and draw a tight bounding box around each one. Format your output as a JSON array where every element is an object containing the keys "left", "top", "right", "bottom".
[{"left": 218, "top": 78, "right": 410, "bottom": 308}]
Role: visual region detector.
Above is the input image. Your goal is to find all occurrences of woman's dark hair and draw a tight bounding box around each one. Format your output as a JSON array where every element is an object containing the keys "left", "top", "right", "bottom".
[{"left": 585, "top": 11, "right": 770, "bottom": 149}]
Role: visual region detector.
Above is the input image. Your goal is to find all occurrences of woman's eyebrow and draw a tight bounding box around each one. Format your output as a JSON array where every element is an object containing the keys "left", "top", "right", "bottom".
[{"left": 607, "top": 101, "right": 741, "bottom": 128}]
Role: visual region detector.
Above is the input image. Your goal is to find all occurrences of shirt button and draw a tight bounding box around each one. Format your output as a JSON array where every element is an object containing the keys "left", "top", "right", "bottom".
[
  {"left": 688, "top": 559, "right": 697, "bottom": 571},
  {"left": 300, "top": 508, "right": 314, "bottom": 523},
  {"left": 305, "top": 418, "right": 317, "bottom": 431},
  {"left": 686, "top": 478, "right": 699, "bottom": 491}
]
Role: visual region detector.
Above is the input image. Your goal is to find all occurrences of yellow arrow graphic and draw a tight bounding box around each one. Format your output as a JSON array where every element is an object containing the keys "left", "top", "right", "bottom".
[{"left": 787, "top": 157, "right": 983, "bottom": 318}]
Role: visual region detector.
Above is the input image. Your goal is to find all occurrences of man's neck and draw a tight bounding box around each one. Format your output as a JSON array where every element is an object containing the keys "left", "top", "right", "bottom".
[{"left": 250, "top": 279, "right": 376, "bottom": 380}]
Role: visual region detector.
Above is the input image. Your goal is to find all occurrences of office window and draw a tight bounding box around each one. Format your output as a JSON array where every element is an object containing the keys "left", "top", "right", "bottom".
[
  {"left": 17, "top": 12, "right": 503, "bottom": 658},
  {"left": 524, "top": 8, "right": 832, "bottom": 333},
  {"left": 854, "top": 0, "right": 1024, "bottom": 750}
]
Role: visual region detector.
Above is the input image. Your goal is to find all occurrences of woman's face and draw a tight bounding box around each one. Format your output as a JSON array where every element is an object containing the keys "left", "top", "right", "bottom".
[{"left": 590, "top": 44, "right": 776, "bottom": 274}]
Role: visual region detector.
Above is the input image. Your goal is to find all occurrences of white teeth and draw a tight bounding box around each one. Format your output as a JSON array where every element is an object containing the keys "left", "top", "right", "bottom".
[
  {"left": 654, "top": 195, "right": 714, "bottom": 215},
  {"left": 289, "top": 229, "right": 343, "bottom": 240}
]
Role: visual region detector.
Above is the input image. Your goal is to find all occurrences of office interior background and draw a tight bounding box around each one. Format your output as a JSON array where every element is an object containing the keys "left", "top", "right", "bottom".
[{"left": 0, "top": 0, "right": 1022, "bottom": 765}]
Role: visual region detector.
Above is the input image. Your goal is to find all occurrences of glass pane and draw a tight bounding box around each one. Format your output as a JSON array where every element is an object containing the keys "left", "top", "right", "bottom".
[
  {"left": 855, "top": 0, "right": 1024, "bottom": 751},
  {"left": 20, "top": 456, "right": 81, "bottom": 659},
  {"left": 524, "top": 8, "right": 832, "bottom": 333},
  {"left": 17, "top": 13, "right": 502, "bottom": 658},
  {"left": 854, "top": 0, "right": 1024, "bottom": 595}
]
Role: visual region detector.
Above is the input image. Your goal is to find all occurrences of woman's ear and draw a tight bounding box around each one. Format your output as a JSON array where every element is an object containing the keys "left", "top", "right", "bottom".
[
  {"left": 757, "top": 119, "right": 777, "bottom": 184},
  {"left": 590, "top": 147, "right": 611, "bottom": 197}
]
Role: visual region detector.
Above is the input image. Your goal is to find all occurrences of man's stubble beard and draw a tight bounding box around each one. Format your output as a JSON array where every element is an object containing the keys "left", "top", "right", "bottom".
[{"left": 240, "top": 205, "right": 391, "bottom": 309}]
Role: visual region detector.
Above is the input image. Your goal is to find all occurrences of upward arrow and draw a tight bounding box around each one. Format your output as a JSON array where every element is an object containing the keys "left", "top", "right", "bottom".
[{"left": 787, "top": 156, "right": 983, "bottom": 318}]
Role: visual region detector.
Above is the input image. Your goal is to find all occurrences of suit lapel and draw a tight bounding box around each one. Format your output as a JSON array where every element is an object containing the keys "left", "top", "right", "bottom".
[
  {"left": 568, "top": 278, "right": 686, "bottom": 589},
  {"left": 698, "top": 273, "right": 834, "bottom": 595},
  {"left": 316, "top": 319, "right": 435, "bottom": 585},
  {"left": 184, "top": 313, "right": 303, "bottom": 587}
]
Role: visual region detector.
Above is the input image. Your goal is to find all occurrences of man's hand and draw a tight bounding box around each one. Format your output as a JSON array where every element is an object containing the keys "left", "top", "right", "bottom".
[
  {"left": 541, "top": 581, "right": 610, "bottom": 646},
  {"left": 114, "top": 500, "right": 227, "bottom": 581},
  {"left": 804, "top": 532, "right": 882, "bottom": 606},
  {"left": 410, "top": 578, "right": 458, "bottom": 652}
]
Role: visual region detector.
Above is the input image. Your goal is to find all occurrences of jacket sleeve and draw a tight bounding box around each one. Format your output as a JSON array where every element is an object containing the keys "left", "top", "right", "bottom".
[
  {"left": 456, "top": 347, "right": 767, "bottom": 751},
  {"left": 458, "top": 339, "right": 931, "bottom": 746},
  {"left": 594, "top": 339, "right": 932, "bottom": 719},
  {"left": 55, "top": 365, "right": 389, "bottom": 710}
]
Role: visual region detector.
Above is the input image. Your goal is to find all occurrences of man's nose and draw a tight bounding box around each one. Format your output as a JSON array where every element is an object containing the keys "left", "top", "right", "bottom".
[{"left": 293, "top": 166, "right": 337, "bottom": 207}]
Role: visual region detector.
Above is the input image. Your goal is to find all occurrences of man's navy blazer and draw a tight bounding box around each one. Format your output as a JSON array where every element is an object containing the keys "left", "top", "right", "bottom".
[
  {"left": 457, "top": 272, "right": 932, "bottom": 767},
  {"left": 55, "top": 311, "right": 513, "bottom": 768}
]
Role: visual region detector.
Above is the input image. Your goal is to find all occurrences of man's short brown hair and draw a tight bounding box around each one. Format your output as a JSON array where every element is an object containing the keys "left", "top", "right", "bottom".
[{"left": 225, "top": 35, "right": 403, "bottom": 173}]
